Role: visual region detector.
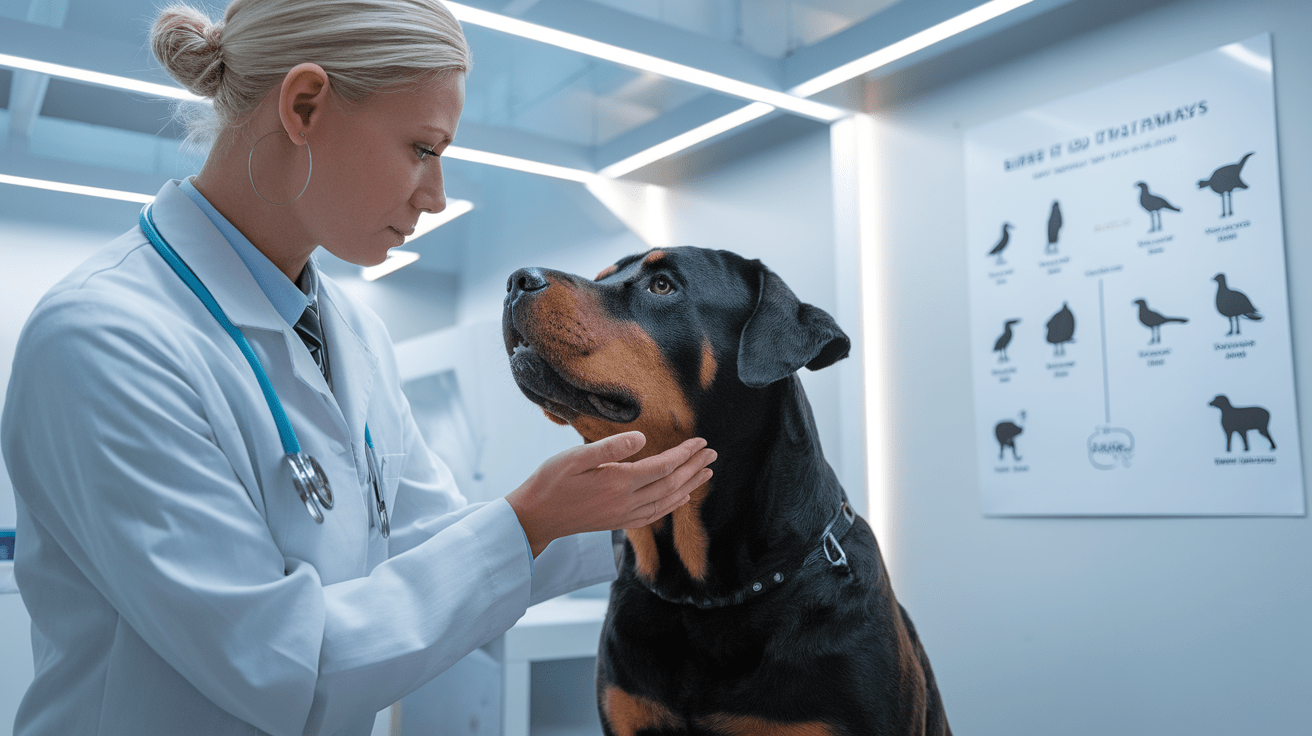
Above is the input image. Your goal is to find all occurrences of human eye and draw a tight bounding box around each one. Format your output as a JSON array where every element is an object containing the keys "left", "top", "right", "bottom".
[{"left": 414, "top": 144, "right": 438, "bottom": 161}]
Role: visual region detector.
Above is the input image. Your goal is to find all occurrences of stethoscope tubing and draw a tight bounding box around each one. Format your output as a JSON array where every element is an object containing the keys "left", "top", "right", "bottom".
[{"left": 138, "top": 203, "right": 396, "bottom": 532}]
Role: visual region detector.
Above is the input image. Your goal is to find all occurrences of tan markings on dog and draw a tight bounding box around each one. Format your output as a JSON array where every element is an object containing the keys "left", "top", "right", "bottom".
[
  {"left": 671, "top": 481, "right": 710, "bottom": 580},
  {"left": 595, "top": 264, "right": 618, "bottom": 280},
  {"left": 700, "top": 336, "right": 717, "bottom": 391},
  {"left": 696, "top": 714, "right": 841, "bottom": 736},
  {"left": 644, "top": 250, "right": 667, "bottom": 265},
  {"left": 604, "top": 686, "right": 682, "bottom": 736},
  {"left": 524, "top": 276, "right": 711, "bottom": 581},
  {"left": 625, "top": 525, "right": 660, "bottom": 579}
]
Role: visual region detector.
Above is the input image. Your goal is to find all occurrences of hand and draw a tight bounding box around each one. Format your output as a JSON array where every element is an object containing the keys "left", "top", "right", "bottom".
[{"left": 505, "top": 432, "right": 715, "bottom": 557}]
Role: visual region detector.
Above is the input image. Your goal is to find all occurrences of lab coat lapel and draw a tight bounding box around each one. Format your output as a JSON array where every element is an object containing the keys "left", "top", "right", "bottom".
[
  {"left": 147, "top": 181, "right": 332, "bottom": 398},
  {"left": 317, "top": 278, "right": 378, "bottom": 452}
]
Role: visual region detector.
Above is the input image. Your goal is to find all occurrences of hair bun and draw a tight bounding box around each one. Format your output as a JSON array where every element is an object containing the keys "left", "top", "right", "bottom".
[{"left": 151, "top": 4, "right": 225, "bottom": 98}]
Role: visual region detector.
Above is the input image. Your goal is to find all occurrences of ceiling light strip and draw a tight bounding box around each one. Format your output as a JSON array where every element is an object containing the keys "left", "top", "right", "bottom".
[
  {"left": 444, "top": 146, "right": 601, "bottom": 183},
  {"left": 446, "top": 3, "right": 844, "bottom": 122},
  {"left": 0, "top": 173, "right": 156, "bottom": 203},
  {"left": 361, "top": 250, "right": 421, "bottom": 281},
  {"left": 601, "top": 102, "right": 775, "bottom": 178},
  {"left": 406, "top": 199, "right": 474, "bottom": 243},
  {"left": 0, "top": 53, "right": 202, "bottom": 101},
  {"left": 789, "top": 0, "right": 1040, "bottom": 98}
]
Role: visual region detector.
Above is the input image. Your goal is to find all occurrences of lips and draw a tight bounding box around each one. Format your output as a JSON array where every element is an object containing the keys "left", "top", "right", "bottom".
[{"left": 506, "top": 328, "right": 640, "bottom": 424}]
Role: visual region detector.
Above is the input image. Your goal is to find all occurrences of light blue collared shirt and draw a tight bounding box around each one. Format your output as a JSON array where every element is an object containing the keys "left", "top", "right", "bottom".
[
  {"left": 177, "top": 179, "right": 536, "bottom": 573},
  {"left": 178, "top": 178, "right": 313, "bottom": 326}
]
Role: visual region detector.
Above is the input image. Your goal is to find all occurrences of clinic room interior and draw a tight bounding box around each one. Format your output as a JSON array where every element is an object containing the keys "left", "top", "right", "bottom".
[{"left": 1, "top": 0, "right": 1310, "bottom": 734}]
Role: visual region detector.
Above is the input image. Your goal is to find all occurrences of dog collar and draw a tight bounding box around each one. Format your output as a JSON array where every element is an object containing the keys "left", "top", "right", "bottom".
[{"left": 641, "top": 492, "right": 857, "bottom": 610}]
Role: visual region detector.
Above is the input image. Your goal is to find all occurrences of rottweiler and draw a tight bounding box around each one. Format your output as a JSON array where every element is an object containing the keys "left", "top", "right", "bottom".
[{"left": 502, "top": 247, "right": 950, "bottom": 736}]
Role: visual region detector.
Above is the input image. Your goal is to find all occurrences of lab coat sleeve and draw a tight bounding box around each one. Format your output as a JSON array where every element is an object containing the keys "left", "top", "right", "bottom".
[
  {"left": 380, "top": 358, "right": 617, "bottom": 607},
  {"left": 1, "top": 292, "right": 538, "bottom": 736}
]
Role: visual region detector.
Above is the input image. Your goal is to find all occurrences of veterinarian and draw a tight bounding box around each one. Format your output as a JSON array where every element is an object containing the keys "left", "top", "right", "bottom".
[{"left": 0, "top": 1, "right": 715, "bottom": 734}]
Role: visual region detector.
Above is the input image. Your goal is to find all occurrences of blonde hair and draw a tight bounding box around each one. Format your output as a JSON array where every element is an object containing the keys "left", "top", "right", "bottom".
[{"left": 151, "top": 0, "right": 471, "bottom": 144}]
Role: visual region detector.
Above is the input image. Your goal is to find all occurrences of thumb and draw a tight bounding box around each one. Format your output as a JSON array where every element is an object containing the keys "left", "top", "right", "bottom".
[{"left": 577, "top": 431, "right": 647, "bottom": 468}]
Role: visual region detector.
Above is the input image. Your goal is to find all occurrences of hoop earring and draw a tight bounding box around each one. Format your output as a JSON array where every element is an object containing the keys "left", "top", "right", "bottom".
[{"left": 249, "top": 131, "right": 313, "bottom": 206}]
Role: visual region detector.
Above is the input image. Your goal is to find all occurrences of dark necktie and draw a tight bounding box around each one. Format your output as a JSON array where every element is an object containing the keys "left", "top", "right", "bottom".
[{"left": 295, "top": 300, "right": 332, "bottom": 390}]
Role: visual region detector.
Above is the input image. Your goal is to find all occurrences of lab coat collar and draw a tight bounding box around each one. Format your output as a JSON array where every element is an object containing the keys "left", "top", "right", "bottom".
[
  {"left": 147, "top": 180, "right": 289, "bottom": 335},
  {"left": 145, "top": 181, "right": 377, "bottom": 420}
]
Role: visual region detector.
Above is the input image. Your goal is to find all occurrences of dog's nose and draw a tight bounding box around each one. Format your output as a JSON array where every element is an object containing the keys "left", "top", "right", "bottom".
[{"left": 507, "top": 268, "right": 549, "bottom": 298}]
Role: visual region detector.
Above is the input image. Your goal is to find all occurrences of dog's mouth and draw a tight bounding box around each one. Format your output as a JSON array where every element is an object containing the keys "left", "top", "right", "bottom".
[{"left": 507, "top": 330, "right": 640, "bottom": 424}]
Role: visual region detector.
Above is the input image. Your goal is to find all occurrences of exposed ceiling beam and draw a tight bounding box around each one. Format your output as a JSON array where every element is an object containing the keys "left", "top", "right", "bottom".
[
  {"left": 506, "top": 0, "right": 781, "bottom": 91},
  {"left": 448, "top": 1, "right": 845, "bottom": 121},
  {"left": 0, "top": 16, "right": 171, "bottom": 89},
  {"left": 594, "top": 93, "right": 762, "bottom": 170},
  {"left": 7, "top": 0, "right": 70, "bottom": 147},
  {"left": 782, "top": 0, "right": 1077, "bottom": 93},
  {"left": 453, "top": 119, "right": 595, "bottom": 172}
]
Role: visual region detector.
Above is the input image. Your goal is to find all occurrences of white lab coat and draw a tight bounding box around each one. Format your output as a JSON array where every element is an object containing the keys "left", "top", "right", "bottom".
[{"left": 0, "top": 181, "right": 615, "bottom": 736}]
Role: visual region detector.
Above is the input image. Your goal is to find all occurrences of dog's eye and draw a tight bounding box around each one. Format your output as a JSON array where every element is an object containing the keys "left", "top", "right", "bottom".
[{"left": 649, "top": 276, "right": 675, "bottom": 295}]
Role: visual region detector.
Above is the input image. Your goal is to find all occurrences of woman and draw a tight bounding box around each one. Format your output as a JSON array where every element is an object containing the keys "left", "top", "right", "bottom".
[{"left": 0, "top": 1, "right": 714, "bottom": 734}]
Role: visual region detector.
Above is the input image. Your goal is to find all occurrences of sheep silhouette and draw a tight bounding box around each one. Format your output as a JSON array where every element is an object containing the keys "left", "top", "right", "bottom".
[{"left": 1207, "top": 395, "right": 1275, "bottom": 452}]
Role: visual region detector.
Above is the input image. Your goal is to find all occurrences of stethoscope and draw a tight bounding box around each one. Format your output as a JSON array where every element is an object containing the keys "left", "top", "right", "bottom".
[{"left": 139, "top": 204, "right": 389, "bottom": 537}]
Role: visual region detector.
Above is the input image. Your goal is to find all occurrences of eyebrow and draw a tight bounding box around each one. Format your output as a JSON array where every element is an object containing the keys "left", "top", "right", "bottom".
[{"left": 421, "top": 125, "right": 454, "bottom": 144}]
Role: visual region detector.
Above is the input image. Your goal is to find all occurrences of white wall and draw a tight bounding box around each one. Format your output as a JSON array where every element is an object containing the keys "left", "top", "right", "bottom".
[{"left": 865, "top": 0, "right": 1312, "bottom": 733}]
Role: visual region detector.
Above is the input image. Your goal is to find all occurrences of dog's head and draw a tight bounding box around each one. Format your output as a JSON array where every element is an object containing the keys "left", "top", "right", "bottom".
[{"left": 502, "top": 247, "right": 849, "bottom": 457}]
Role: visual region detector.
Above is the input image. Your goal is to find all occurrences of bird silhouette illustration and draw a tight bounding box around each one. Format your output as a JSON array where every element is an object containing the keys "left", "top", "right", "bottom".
[
  {"left": 1045, "top": 303, "right": 1075, "bottom": 356},
  {"left": 1133, "top": 299, "right": 1188, "bottom": 344},
  {"left": 995, "top": 412, "right": 1025, "bottom": 461},
  {"left": 994, "top": 319, "right": 1020, "bottom": 362},
  {"left": 1213, "top": 273, "right": 1263, "bottom": 336},
  {"left": 1208, "top": 395, "right": 1275, "bottom": 452},
  {"left": 988, "top": 222, "right": 1013, "bottom": 265},
  {"left": 1046, "top": 201, "right": 1063, "bottom": 255},
  {"left": 1135, "top": 182, "right": 1181, "bottom": 233},
  {"left": 1198, "top": 152, "right": 1253, "bottom": 218}
]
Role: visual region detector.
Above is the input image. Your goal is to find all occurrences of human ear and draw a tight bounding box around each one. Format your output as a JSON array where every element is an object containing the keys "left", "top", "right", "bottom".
[{"left": 277, "top": 62, "right": 331, "bottom": 143}]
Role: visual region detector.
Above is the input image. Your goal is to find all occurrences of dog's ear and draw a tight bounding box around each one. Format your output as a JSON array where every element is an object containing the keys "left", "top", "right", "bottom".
[{"left": 737, "top": 267, "right": 850, "bottom": 388}]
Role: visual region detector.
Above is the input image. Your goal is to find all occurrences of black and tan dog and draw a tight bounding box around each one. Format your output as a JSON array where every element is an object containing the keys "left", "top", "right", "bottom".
[{"left": 502, "top": 247, "right": 949, "bottom": 736}]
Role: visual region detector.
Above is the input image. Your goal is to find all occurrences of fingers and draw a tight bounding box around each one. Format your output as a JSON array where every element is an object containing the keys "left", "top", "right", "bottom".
[
  {"left": 623, "top": 452, "right": 715, "bottom": 527},
  {"left": 627, "top": 437, "right": 710, "bottom": 485},
  {"left": 622, "top": 466, "right": 712, "bottom": 528},
  {"left": 572, "top": 431, "right": 647, "bottom": 469}
]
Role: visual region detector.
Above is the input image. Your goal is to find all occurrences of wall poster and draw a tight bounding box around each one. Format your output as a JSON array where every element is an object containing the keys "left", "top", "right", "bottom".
[{"left": 965, "top": 34, "right": 1304, "bottom": 516}]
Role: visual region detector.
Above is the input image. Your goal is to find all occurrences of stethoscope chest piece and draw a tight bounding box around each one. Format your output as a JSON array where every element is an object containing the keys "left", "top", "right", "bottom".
[{"left": 286, "top": 452, "right": 334, "bottom": 523}]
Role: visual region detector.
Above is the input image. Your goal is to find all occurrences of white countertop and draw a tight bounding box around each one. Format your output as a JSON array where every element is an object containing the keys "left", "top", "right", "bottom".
[{"left": 0, "top": 561, "right": 16, "bottom": 595}]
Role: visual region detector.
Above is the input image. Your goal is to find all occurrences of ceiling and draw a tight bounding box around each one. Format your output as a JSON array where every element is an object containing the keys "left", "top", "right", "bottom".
[{"left": 0, "top": 0, "right": 1087, "bottom": 251}]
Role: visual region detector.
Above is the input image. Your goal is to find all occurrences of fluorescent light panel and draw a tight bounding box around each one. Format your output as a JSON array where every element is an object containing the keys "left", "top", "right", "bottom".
[
  {"left": 3, "top": 0, "right": 1039, "bottom": 186},
  {"left": 407, "top": 199, "right": 474, "bottom": 243},
  {"left": 0, "top": 173, "right": 155, "bottom": 203},
  {"left": 601, "top": 102, "right": 775, "bottom": 178},
  {"left": 0, "top": 53, "right": 201, "bottom": 101},
  {"left": 446, "top": 2, "right": 844, "bottom": 122},
  {"left": 789, "top": 0, "right": 1040, "bottom": 98},
  {"left": 444, "top": 146, "right": 600, "bottom": 183},
  {"left": 362, "top": 251, "right": 421, "bottom": 281}
]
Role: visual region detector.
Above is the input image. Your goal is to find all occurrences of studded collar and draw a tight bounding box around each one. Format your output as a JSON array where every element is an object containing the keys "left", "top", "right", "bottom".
[{"left": 640, "top": 492, "right": 856, "bottom": 610}]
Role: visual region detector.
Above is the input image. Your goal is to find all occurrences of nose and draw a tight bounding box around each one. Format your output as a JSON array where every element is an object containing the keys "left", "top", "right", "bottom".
[
  {"left": 507, "top": 268, "right": 549, "bottom": 299},
  {"left": 412, "top": 165, "right": 447, "bottom": 214}
]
